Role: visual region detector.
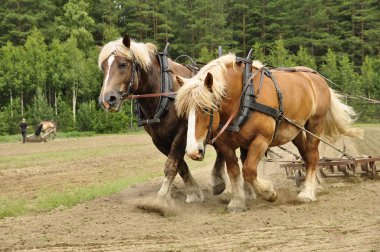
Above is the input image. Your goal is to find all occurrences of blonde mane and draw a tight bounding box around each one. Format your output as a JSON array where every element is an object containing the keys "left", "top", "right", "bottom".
[
  {"left": 98, "top": 38, "right": 157, "bottom": 71},
  {"left": 176, "top": 54, "right": 265, "bottom": 117},
  {"left": 175, "top": 54, "right": 236, "bottom": 117}
]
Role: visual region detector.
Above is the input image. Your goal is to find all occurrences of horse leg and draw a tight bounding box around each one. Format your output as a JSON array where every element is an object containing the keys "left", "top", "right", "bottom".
[
  {"left": 153, "top": 126, "right": 202, "bottom": 206},
  {"left": 243, "top": 136, "right": 277, "bottom": 202},
  {"left": 211, "top": 147, "right": 247, "bottom": 196},
  {"left": 153, "top": 156, "right": 178, "bottom": 209},
  {"left": 295, "top": 118, "right": 324, "bottom": 202},
  {"left": 292, "top": 131, "right": 308, "bottom": 164},
  {"left": 219, "top": 147, "right": 246, "bottom": 212},
  {"left": 178, "top": 159, "right": 204, "bottom": 203},
  {"left": 240, "top": 147, "right": 256, "bottom": 200},
  {"left": 211, "top": 150, "right": 226, "bottom": 195},
  {"left": 240, "top": 147, "right": 248, "bottom": 162}
]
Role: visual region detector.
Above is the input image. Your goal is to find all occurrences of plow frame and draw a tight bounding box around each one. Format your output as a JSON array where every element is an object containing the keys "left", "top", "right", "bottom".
[
  {"left": 281, "top": 157, "right": 380, "bottom": 187},
  {"left": 26, "top": 129, "right": 56, "bottom": 143}
]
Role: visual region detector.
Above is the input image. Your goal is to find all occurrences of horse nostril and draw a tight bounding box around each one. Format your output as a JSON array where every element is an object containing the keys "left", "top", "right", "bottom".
[
  {"left": 198, "top": 148, "right": 204, "bottom": 157},
  {"left": 109, "top": 95, "right": 117, "bottom": 105}
]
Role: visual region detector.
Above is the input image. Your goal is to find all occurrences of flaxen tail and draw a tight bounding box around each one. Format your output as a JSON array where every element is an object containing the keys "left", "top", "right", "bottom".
[{"left": 323, "top": 88, "right": 363, "bottom": 142}]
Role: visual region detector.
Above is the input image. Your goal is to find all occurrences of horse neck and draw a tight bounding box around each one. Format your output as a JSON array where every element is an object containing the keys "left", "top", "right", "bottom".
[
  {"left": 136, "top": 55, "right": 192, "bottom": 115},
  {"left": 219, "top": 66, "right": 243, "bottom": 119}
]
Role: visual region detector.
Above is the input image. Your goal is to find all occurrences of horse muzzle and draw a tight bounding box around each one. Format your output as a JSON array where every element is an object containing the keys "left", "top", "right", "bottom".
[
  {"left": 186, "top": 144, "right": 205, "bottom": 161},
  {"left": 98, "top": 91, "right": 122, "bottom": 112}
]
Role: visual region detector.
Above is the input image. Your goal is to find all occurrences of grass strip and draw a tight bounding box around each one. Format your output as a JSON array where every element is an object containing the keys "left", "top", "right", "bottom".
[
  {"left": 0, "top": 198, "right": 28, "bottom": 218},
  {"left": 0, "top": 172, "right": 161, "bottom": 219},
  {"left": 0, "top": 130, "right": 146, "bottom": 143}
]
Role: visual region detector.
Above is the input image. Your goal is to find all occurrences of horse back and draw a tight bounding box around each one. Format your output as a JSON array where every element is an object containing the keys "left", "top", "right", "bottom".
[{"left": 256, "top": 69, "right": 330, "bottom": 120}]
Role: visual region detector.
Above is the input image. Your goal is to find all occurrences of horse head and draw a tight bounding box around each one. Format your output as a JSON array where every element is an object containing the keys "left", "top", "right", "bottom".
[
  {"left": 98, "top": 35, "right": 138, "bottom": 112},
  {"left": 176, "top": 72, "right": 221, "bottom": 161}
]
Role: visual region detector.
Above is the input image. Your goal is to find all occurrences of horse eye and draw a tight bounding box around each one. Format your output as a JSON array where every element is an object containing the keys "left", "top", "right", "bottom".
[{"left": 119, "top": 63, "right": 128, "bottom": 68}]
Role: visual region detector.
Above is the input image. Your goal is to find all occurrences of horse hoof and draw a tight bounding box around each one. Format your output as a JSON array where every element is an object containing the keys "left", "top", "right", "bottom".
[
  {"left": 297, "top": 188, "right": 317, "bottom": 203},
  {"left": 227, "top": 206, "right": 247, "bottom": 213},
  {"left": 297, "top": 195, "right": 316, "bottom": 203},
  {"left": 267, "top": 191, "right": 278, "bottom": 202},
  {"left": 185, "top": 192, "right": 204, "bottom": 203},
  {"left": 212, "top": 183, "right": 226, "bottom": 195}
]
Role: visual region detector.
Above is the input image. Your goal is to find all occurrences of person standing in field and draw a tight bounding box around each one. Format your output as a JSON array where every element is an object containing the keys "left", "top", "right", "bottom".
[{"left": 19, "top": 118, "right": 28, "bottom": 143}]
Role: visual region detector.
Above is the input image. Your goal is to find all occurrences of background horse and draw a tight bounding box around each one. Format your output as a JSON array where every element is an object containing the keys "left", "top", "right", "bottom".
[
  {"left": 98, "top": 35, "right": 226, "bottom": 209},
  {"left": 33, "top": 121, "right": 56, "bottom": 137},
  {"left": 40, "top": 121, "right": 56, "bottom": 134},
  {"left": 175, "top": 54, "right": 362, "bottom": 212}
]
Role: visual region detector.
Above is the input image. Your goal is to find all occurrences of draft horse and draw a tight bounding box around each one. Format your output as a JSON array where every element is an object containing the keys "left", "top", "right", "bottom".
[
  {"left": 35, "top": 121, "right": 56, "bottom": 136},
  {"left": 175, "top": 54, "right": 362, "bottom": 211},
  {"left": 98, "top": 35, "right": 227, "bottom": 208}
]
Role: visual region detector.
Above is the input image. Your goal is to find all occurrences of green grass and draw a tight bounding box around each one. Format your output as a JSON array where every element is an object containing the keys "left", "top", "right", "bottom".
[
  {"left": 0, "top": 131, "right": 216, "bottom": 219},
  {"left": 0, "top": 142, "right": 152, "bottom": 170},
  {"left": 0, "top": 153, "right": 216, "bottom": 219},
  {"left": 0, "top": 134, "right": 21, "bottom": 143},
  {"left": 353, "top": 123, "right": 380, "bottom": 127},
  {"left": 0, "top": 172, "right": 161, "bottom": 219},
  {"left": 0, "top": 198, "right": 28, "bottom": 218},
  {"left": 0, "top": 129, "right": 146, "bottom": 143}
]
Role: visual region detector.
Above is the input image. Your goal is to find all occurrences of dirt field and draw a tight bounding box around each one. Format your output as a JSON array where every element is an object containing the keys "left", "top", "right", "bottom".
[{"left": 0, "top": 126, "right": 379, "bottom": 251}]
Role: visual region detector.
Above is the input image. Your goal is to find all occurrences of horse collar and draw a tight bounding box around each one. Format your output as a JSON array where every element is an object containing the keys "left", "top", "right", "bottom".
[
  {"left": 134, "top": 46, "right": 175, "bottom": 126},
  {"left": 227, "top": 58, "right": 284, "bottom": 136}
]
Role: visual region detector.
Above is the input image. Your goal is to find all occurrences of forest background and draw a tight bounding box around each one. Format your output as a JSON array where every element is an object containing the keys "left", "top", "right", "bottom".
[{"left": 0, "top": 0, "right": 379, "bottom": 135}]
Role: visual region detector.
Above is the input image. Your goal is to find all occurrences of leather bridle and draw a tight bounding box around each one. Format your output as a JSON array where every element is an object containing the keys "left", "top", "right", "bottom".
[{"left": 120, "top": 59, "right": 141, "bottom": 100}]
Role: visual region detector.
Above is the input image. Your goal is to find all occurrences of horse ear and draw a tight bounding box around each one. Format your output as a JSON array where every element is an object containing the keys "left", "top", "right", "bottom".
[
  {"left": 122, "top": 34, "right": 131, "bottom": 48},
  {"left": 204, "top": 72, "right": 213, "bottom": 91},
  {"left": 175, "top": 75, "right": 185, "bottom": 86}
]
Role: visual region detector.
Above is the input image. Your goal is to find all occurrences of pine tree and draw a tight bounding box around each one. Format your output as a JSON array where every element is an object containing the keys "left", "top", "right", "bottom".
[{"left": 55, "top": 0, "right": 95, "bottom": 50}]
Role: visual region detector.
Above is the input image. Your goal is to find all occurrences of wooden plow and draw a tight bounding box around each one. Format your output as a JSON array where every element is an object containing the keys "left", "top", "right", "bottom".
[
  {"left": 26, "top": 129, "right": 56, "bottom": 143},
  {"left": 281, "top": 156, "right": 380, "bottom": 187}
]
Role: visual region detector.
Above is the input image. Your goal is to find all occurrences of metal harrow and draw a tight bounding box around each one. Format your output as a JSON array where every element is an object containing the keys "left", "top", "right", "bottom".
[{"left": 281, "top": 156, "right": 380, "bottom": 187}]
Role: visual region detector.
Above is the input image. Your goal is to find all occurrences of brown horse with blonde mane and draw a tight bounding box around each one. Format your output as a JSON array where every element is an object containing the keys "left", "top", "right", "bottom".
[
  {"left": 98, "top": 35, "right": 227, "bottom": 209},
  {"left": 175, "top": 53, "right": 362, "bottom": 212}
]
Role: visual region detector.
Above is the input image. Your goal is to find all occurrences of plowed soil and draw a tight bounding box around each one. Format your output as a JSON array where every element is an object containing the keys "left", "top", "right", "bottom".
[{"left": 0, "top": 126, "right": 379, "bottom": 251}]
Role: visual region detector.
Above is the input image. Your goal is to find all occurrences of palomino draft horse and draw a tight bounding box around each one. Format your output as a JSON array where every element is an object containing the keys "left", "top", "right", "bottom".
[
  {"left": 98, "top": 35, "right": 226, "bottom": 208},
  {"left": 35, "top": 121, "right": 56, "bottom": 137},
  {"left": 175, "top": 54, "right": 362, "bottom": 211}
]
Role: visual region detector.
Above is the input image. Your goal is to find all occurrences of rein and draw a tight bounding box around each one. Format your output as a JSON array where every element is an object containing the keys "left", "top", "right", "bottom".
[
  {"left": 119, "top": 43, "right": 179, "bottom": 126},
  {"left": 207, "top": 107, "right": 238, "bottom": 145},
  {"left": 123, "top": 91, "right": 177, "bottom": 100}
]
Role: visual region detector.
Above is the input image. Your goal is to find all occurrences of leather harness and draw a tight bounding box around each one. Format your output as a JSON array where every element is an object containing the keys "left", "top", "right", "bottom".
[
  {"left": 120, "top": 43, "right": 199, "bottom": 127},
  {"left": 207, "top": 55, "right": 319, "bottom": 145},
  {"left": 133, "top": 43, "right": 198, "bottom": 126},
  {"left": 208, "top": 51, "right": 284, "bottom": 144}
]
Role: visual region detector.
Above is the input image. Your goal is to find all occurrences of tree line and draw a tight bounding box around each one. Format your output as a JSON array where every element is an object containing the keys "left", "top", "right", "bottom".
[{"left": 0, "top": 0, "right": 379, "bottom": 135}]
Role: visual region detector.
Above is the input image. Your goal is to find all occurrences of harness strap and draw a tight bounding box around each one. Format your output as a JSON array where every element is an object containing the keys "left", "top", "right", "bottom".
[
  {"left": 263, "top": 69, "right": 284, "bottom": 140},
  {"left": 209, "top": 106, "right": 239, "bottom": 145},
  {"left": 256, "top": 68, "right": 266, "bottom": 98},
  {"left": 206, "top": 109, "right": 214, "bottom": 145},
  {"left": 224, "top": 66, "right": 284, "bottom": 141},
  {"left": 126, "top": 61, "right": 140, "bottom": 95},
  {"left": 242, "top": 99, "right": 280, "bottom": 118},
  {"left": 127, "top": 92, "right": 177, "bottom": 99},
  {"left": 135, "top": 43, "right": 174, "bottom": 126},
  {"left": 228, "top": 52, "right": 255, "bottom": 132}
]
